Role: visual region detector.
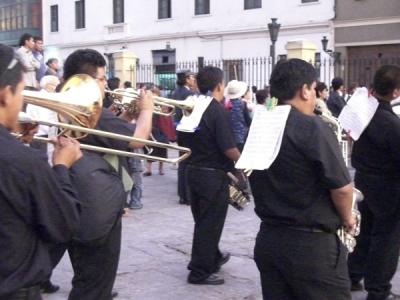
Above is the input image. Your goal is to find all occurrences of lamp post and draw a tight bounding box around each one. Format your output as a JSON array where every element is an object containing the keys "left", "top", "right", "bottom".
[
  {"left": 321, "top": 36, "right": 341, "bottom": 61},
  {"left": 268, "top": 18, "right": 281, "bottom": 67}
]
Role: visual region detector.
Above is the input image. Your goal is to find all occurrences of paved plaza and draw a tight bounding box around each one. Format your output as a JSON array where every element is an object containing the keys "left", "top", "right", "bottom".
[{"left": 44, "top": 158, "right": 400, "bottom": 300}]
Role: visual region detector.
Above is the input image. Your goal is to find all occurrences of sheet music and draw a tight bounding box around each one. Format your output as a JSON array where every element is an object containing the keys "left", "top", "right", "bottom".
[
  {"left": 338, "top": 87, "right": 378, "bottom": 141},
  {"left": 176, "top": 95, "right": 212, "bottom": 132},
  {"left": 236, "top": 105, "right": 291, "bottom": 170}
]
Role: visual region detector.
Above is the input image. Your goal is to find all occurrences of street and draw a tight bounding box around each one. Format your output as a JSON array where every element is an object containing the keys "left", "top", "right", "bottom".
[{"left": 45, "top": 158, "right": 400, "bottom": 300}]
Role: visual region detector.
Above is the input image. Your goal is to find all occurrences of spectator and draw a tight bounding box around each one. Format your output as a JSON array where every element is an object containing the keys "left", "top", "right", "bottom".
[
  {"left": 314, "top": 81, "right": 332, "bottom": 117},
  {"left": 255, "top": 89, "right": 269, "bottom": 106},
  {"left": 33, "top": 36, "right": 46, "bottom": 82},
  {"left": 327, "top": 77, "right": 346, "bottom": 117},
  {"left": 16, "top": 33, "right": 40, "bottom": 89},
  {"left": 124, "top": 81, "right": 132, "bottom": 89},
  {"left": 45, "top": 58, "right": 60, "bottom": 78}
]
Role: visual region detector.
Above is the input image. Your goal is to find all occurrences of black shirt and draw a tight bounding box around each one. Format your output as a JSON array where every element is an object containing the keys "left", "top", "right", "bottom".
[
  {"left": 178, "top": 99, "right": 236, "bottom": 172},
  {"left": 0, "top": 125, "right": 80, "bottom": 296},
  {"left": 327, "top": 91, "right": 346, "bottom": 118},
  {"left": 249, "top": 107, "right": 351, "bottom": 232},
  {"left": 352, "top": 100, "right": 400, "bottom": 179},
  {"left": 352, "top": 100, "right": 400, "bottom": 215},
  {"left": 69, "top": 108, "right": 135, "bottom": 242}
]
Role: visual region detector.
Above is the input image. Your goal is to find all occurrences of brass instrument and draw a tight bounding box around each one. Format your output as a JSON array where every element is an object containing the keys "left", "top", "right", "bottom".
[
  {"left": 317, "top": 110, "right": 363, "bottom": 253},
  {"left": 20, "top": 74, "right": 191, "bottom": 164},
  {"left": 106, "top": 88, "right": 195, "bottom": 117},
  {"left": 227, "top": 171, "right": 251, "bottom": 210}
]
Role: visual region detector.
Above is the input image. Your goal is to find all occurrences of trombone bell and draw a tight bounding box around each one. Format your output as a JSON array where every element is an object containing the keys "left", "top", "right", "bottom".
[{"left": 22, "top": 74, "right": 103, "bottom": 139}]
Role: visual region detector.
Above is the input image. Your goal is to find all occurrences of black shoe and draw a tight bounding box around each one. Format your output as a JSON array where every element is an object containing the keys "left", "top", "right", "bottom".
[
  {"left": 214, "top": 252, "right": 231, "bottom": 272},
  {"left": 40, "top": 281, "right": 60, "bottom": 294},
  {"left": 351, "top": 282, "right": 364, "bottom": 291},
  {"left": 188, "top": 273, "right": 224, "bottom": 285},
  {"left": 386, "top": 292, "right": 400, "bottom": 300},
  {"left": 111, "top": 290, "right": 118, "bottom": 298}
]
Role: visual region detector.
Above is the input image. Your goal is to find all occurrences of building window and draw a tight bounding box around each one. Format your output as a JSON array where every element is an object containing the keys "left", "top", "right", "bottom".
[
  {"left": 301, "top": 0, "right": 318, "bottom": 3},
  {"left": 50, "top": 5, "right": 58, "bottom": 32},
  {"left": 195, "top": 0, "right": 210, "bottom": 15},
  {"left": 158, "top": 0, "right": 171, "bottom": 19},
  {"left": 75, "top": 0, "right": 85, "bottom": 29},
  {"left": 113, "top": 0, "right": 124, "bottom": 24},
  {"left": 244, "top": 0, "right": 262, "bottom": 9}
]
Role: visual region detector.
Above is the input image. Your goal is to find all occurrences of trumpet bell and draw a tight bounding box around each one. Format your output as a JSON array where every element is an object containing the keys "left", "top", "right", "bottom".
[{"left": 23, "top": 74, "right": 103, "bottom": 138}]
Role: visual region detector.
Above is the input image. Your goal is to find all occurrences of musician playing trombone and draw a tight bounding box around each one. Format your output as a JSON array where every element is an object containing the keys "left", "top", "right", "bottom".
[
  {"left": 50, "top": 49, "right": 154, "bottom": 300},
  {"left": 249, "top": 59, "right": 355, "bottom": 300},
  {"left": 0, "top": 44, "right": 82, "bottom": 300}
]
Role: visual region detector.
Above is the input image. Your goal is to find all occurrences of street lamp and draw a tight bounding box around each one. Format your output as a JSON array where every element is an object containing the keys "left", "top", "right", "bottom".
[
  {"left": 268, "top": 18, "right": 281, "bottom": 67},
  {"left": 321, "top": 36, "right": 341, "bottom": 61}
]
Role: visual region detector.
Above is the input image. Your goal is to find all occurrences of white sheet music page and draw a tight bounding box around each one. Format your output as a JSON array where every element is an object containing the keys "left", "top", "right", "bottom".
[
  {"left": 338, "top": 87, "right": 379, "bottom": 141},
  {"left": 236, "top": 105, "right": 291, "bottom": 170},
  {"left": 176, "top": 95, "right": 212, "bottom": 132}
]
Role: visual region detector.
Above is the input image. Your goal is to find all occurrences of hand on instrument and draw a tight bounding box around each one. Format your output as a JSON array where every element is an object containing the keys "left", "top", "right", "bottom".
[
  {"left": 15, "top": 122, "right": 38, "bottom": 144},
  {"left": 137, "top": 89, "right": 154, "bottom": 113},
  {"left": 52, "top": 136, "right": 82, "bottom": 168},
  {"left": 343, "top": 214, "right": 357, "bottom": 236}
]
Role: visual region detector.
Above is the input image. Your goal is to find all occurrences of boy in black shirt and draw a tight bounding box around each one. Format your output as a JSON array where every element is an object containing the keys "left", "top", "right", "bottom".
[{"left": 178, "top": 66, "right": 241, "bottom": 285}]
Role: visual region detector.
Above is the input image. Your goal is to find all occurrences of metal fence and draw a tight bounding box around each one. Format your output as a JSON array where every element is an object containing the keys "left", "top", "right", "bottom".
[{"left": 134, "top": 56, "right": 400, "bottom": 93}]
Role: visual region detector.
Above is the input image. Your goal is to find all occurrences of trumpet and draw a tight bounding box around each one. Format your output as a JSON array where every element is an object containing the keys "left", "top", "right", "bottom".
[
  {"left": 106, "top": 88, "right": 195, "bottom": 117},
  {"left": 21, "top": 74, "right": 191, "bottom": 164}
]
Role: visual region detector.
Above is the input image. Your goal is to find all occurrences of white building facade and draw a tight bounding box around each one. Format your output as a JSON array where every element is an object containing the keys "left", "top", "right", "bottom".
[{"left": 43, "top": 0, "right": 335, "bottom": 86}]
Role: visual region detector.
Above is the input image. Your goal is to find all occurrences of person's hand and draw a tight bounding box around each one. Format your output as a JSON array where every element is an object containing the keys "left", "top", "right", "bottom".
[
  {"left": 52, "top": 136, "right": 82, "bottom": 168},
  {"left": 15, "top": 122, "right": 38, "bottom": 144},
  {"left": 137, "top": 89, "right": 154, "bottom": 112},
  {"left": 342, "top": 214, "right": 357, "bottom": 236}
]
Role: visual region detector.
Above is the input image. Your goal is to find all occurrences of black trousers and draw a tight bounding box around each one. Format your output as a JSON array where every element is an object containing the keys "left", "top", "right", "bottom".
[
  {"left": 348, "top": 200, "right": 400, "bottom": 300},
  {"left": 178, "top": 159, "right": 190, "bottom": 202},
  {"left": 187, "top": 166, "right": 229, "bottom": 282},
  {"left": 254, "top": 223, "right": 351, "bottom": 300},
  {"left": 67, "top": 217, "right": 122, "bottom": 300},
  {"left": 0, "top": 286, "right": 41, "bottom": 300}
]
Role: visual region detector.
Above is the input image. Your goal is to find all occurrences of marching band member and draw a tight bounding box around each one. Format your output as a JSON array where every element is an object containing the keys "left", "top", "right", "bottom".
[
  {"left": 0, "top": 44, "right": 81, "bottom": 300},
  {"left": 171, "top": 69, "right": 197, "bottom": 205},
  {"left": 249, "top": 59, "right": 354, "bottom": 300},
  {"left": 348, "top": 65, "right": 400, "bottom": 300},
  {"left": 52, "top": 49, "right": 153, "bottom": 300},
  {"left": 177, "top": 66, "right": 241, "bottom": 285}
]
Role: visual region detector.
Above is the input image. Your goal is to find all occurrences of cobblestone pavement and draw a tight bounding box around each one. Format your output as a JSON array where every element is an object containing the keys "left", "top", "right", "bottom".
[{"left": 44, "top": 162, "right": 400, "bottom": 300}]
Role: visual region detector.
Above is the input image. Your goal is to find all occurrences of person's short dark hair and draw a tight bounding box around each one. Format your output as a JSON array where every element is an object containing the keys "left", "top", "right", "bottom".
[
  {"left": 269, "top": 59, "right": 317, "bottom": 104},
  {"left": 63, "top": 49, "right": 106, "bottom": 81},
  {"left": 252, "top": 85, "right": 258, "bottom": 94},
  {"left": 315, "top": 81, "right": 327, "bottom": 98},
  {"left": 331, "top": 77, "right": 344, "bottom": 91},
  {"left": 107, "top": 77, "right": 120, "bottom": 91},
  {"left": 0, "top": 44, "right": 25, "bottom": 92},
  {"left": 46, "top": 58, "right": 58, "bottom": 67},
  {"left": 373, "top": 65, "right": 400, "bottom": 98},
  {"left": 33, "top": 36, "right": 43, "bottom": 42},
  {"left": 124, "top": 81, "right": 132, "bottom": 88},
  {"left": 256, "top": 89, "right": 269, "bottom": 105},
  {"left": 18, "top": 33, "right": 33, "bottom": 47},
  {"left": 196, "top": 66, "right": 223, "bottom": 95}
]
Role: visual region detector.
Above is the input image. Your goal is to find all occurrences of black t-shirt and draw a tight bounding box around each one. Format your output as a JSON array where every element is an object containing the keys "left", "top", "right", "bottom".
[
  {"left": 177, "top": 99, "right": 236, "bottom": 172},
  {"left": 70, "top": 108, "right": 136, "bottom": 241},
  {"left": 352, "top": 100, "right": 400, "bottom": 216},
  {"left": 249, "top": 107, "right": 351, "bottom": 232},
  {"left": 352, "top": 100, "right": 400, "bottom": 178}
]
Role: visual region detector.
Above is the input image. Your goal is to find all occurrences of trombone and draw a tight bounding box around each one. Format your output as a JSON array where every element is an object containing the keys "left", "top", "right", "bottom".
[
  {"left": 20, "top": 74, "right": 191, "bottom": 164},
  {"left": 106, "top": 88, "right": 195, "bottom": 117}
]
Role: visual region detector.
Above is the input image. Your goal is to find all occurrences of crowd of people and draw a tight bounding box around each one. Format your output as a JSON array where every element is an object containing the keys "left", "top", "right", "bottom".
[{"left": 1, "top": 31, "right": 400, "bottom": 300}]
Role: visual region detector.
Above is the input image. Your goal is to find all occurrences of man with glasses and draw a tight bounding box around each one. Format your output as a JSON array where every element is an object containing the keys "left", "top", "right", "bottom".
[{"left": 50, "top": 49, "right": 154, "bottom": 300}]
